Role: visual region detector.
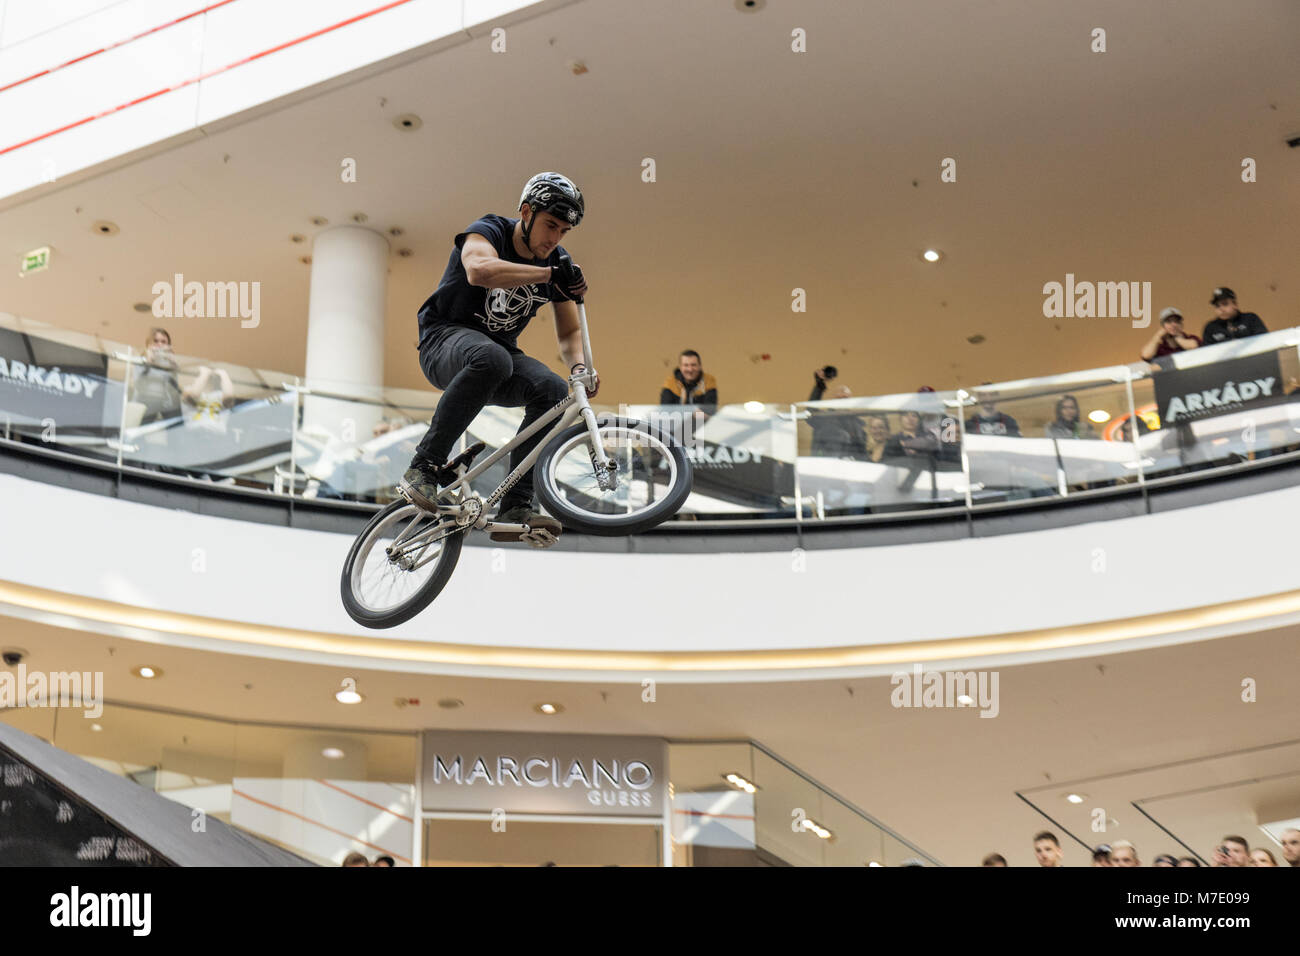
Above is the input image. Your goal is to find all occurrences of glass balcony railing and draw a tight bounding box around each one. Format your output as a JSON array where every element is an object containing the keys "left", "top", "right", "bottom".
[
  {"left": 3, "top": 310, "right": 1298, "bottom": 523},
  {"left": 669, "top": 740, "right": 937, "bottom": 866}
]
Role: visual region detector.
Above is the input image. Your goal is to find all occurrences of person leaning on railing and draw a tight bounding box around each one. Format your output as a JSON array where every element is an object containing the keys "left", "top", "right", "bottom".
[
  {"left": 1202, "top": 286, "right": 1267, "bottom": 344},
  {"left": 1139, "top": 308, "right": 1200, "bottom": 368},
  {"left": 660, "top": 349, "right": 717, "bottom": 407}
]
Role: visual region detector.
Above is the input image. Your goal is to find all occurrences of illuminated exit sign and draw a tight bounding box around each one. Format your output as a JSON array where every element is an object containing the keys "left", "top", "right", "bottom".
[{"left": 20, "top": 246, "right": 50, "bottom": 276}]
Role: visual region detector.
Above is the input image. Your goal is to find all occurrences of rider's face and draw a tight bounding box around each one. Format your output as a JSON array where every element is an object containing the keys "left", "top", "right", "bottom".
[{"left": 526, "top": 207, "right": 572, "bottom": 256}]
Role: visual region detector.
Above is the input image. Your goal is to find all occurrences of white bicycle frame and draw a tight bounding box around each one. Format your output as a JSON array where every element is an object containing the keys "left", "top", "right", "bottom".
[{"left": 389, "top": 303, "right": 612, "bottom": 561}]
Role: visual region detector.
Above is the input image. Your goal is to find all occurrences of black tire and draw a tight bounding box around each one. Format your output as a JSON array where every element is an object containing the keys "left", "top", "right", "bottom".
[
  {"left": 534, "top": 416, "right": 693, "bottom": 535},
  {"left": 341, "top": 500, "right": 463, "bottom": 629}
]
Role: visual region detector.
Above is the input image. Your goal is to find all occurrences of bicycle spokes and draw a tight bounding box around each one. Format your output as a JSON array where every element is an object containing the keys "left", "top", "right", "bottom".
[
  {"left": 548, "top": 426, "right": 678, "bottom": 517},
  {"left": 350, "top": 506, "right": 455, "bottom": 614}
]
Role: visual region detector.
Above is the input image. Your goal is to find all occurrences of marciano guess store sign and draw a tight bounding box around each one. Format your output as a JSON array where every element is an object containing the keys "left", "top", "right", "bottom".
[{"left": 421, "top": 731, "right": 667, "bottom": 818}]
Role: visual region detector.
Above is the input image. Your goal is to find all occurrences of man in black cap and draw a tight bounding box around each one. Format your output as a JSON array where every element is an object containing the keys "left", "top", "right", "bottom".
[{"left": 1202, "top": 287, "right": 1267, "bottom": 345}]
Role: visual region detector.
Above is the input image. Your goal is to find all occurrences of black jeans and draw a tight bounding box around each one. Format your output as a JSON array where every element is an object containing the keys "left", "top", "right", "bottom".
[{"left": 414, "top": 325, "right": 568, "bottom": 508}]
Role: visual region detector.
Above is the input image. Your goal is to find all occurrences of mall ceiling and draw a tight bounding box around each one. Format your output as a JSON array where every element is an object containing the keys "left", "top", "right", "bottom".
[{"left": 0, "top": 0, "right": 1298, "bottom": 406}]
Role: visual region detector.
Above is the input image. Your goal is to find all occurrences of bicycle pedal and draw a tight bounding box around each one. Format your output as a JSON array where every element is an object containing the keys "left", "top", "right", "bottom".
[{"left": 520, "top": 529, "right": 558, "bottom": 549}]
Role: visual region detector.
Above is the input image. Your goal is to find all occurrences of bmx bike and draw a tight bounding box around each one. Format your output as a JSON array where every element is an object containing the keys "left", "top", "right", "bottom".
[{"left": 340, "top": 302, "right": 694, "bottom": 629}]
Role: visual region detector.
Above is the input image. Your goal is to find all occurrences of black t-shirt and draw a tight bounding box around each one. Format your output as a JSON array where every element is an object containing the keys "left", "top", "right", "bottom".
[
  {"left": 965, "top": 411, "right": 1021, "bottom": 436},
  {"left": 1202, "top": 311, "right": 1266, "bottom": 345},
  {"left": 417, "top": 214, "right": 569, "bottom": 350}
]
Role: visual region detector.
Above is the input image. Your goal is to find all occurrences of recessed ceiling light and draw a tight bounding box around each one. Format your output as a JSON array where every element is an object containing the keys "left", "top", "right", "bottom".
[
  {"left": 743, "top": 401, "right": 765, "bottom": 413},
  {"left": 321, "top": 747, "right": 345, "bottom": 759},
  {"left": 397, "top": 248, "right": 413, "bottom": 258},
  {"left": 956, "top": 694, "right": 974, "bottom": 706},
  {"left": 1088, "top": 409, "right": 1111, "bottom": 423},
  {"left": 734, "top": 0, "right": 765, "bottom": 11},
  {"left": 535, "top": 702, "right": 563, "bottom": 715},
  {"left": 91, "top": 220, "right": 119, "bottom": 236},
  {"left": 351, "top": 212, "right": 368, "bottom": 224},
  {"left": 335, "top": 688, "right": 363, "bottom": 704},
  {"left": 132, "top": 302, "right": 152, "bottom": 312},
  {"left": 966, "top": 334, "right": 986, "bottom": 345},
  {"left": 389, "top": 227, "right": 404, "bottom": 237},
  {"left": 131, "top": 666, "right": 162, "bottom": 679},
  {"left": 310, "top": 216, "right": 328, "bottom": 227},
  {"left": 393, "top": 114, "right": 422, "bottom": 131},
  {"left": 90, "top": 723, "right": 103, "bottom": 732},
  {"left": 922, "top": 249, "right": 943, "bottom": 263},
  {"left": 437, "top": 698, "right": 463, "bottom": 709},
  {"left": 1065, "top": 793, "right": 1086, "bottom": 804},
  {"left": 290, "top": 234, "right": 305, "bottom": 243},
  {"left": 299, "top": 255, "right": 312, "bottom": 265}
]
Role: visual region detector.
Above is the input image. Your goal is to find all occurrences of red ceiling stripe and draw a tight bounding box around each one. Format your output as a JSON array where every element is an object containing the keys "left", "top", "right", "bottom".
[
  {"left": 0, "top": 0, "right": 242, "bottom": 95},
  {"left": 0, "top": 0, "right": 419, "bottom": 157}
]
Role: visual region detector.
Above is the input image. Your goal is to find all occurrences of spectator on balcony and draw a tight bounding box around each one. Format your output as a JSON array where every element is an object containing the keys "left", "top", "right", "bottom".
[
  {"left": 966, "top": 386, "right": 1021, "bottom": 436},
  {"left": 917, "top": 385, "right": 962, "bottom": 465},
  {"left": 1092, "top": 845, "right": 1113, "bottom": 867},
  {"left": 1111, "top": 840, "right": 1140, "bottom": 867},
  {"left": 1177, "top": 857, "right": 1202, "bottom": 867},
  {"left": 981, "top": 853, "right": 1007, "bottom": 866},
  {"left": 865, "top": 413, "right": 891, "bottom": 462},
  {"left": 1044, "top": 394, "right": 1098, "bottom": 440},
  {"left": 1152, "top": 854, "right": 1179, "bottom": 867},
  {"left": 1281, "top": 828, "right": 1300, "bottom": 867},
  {"left": 1033, "top": 831, "right": 1063, "bottom": 867},
  {"left": 1115, "top": 414, "right": 1152, "bottom": 442},
  {"left": 883, "top": 410, "right": 933, "bottom": 460},
  {"left": 341, "top": 852, "right": 369, "bottom": 867},
  {"left": 181, "top": 365, "right": 236, "bottom": 433},
  {"left": 372, "top": 855, "right": 396, "bottom": 867},
  {"left": 806, "top": 367, "right": 866, "bottom": 458},
  {"left": 1250, "top": 848, "right": 1278, "bottom": 867},
  {"left": 1139, "top": 308, "right": 1200, "bottom": 366},
  {"left": 1202, "top": 287, "right": 1267, "bottom": 345},
  {"left": 128, "top": 327, "right": 183, "bottom": 424},
  {"left": 659, "top": 350, "right": 717, "bottom": 408},
  {"left": 1211, "top": 835, "right": 1252, "bottom": 867}
]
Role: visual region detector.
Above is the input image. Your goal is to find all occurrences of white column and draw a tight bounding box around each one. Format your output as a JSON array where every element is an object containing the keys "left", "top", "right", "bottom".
[{"left": 302, "top": 226, "right": 389, "bottom": 443}]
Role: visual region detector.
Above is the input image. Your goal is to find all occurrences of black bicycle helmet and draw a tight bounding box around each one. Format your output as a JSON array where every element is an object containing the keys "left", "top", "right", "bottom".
[{"left": 518, "top": 172, "right": 584, "bottom": 254}]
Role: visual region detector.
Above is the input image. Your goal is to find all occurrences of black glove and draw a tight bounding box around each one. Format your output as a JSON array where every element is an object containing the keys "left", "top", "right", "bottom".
[{"left": 551, "top": 256, "right": 586, "bottom": 302}]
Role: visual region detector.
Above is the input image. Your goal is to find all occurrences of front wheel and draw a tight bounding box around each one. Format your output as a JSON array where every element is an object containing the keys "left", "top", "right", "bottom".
[
  {"left": 534, "top": 416, "right": 693, "bottom": 535},
  {"left": 341, "top": 500, "right": 463, "bottom": 628}
]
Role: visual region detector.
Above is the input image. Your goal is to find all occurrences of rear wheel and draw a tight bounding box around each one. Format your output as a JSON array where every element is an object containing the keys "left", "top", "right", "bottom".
[
  {"left": 341, "top": 500, "right": 463, "bottom": 629},
  {"left": 534, "top": 416, "right": 692, "bottom": 535}
]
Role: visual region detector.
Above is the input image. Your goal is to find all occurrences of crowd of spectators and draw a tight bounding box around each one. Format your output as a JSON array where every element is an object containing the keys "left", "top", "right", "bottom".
[
  {"left": 980, "top": 828, "right": 1300, "bottom": 868},
  {"left": 795, "top": 286, "right": 1290, "bottom": 486},
  {"left": 341, "top": 852, "right": 395, "bottom": 867}
]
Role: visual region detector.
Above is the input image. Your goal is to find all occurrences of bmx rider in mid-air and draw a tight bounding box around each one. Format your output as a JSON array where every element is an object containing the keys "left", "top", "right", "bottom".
[{"left": 400, "top": 171, "right": 594, "bottom": 542}]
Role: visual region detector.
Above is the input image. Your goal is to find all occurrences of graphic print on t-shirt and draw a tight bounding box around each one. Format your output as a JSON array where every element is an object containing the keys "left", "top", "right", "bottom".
[{"left": 477, "top": 284, "right": 551, "bottom": 333}]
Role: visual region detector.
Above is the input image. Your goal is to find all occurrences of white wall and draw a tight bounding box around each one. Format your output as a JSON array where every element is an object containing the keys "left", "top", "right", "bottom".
[
  {"left": 1, "top": 471, "right": 1298, "bottom": 680},
  {"left": 0, "top": 0, "right": 545, "bottom": 200}
]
